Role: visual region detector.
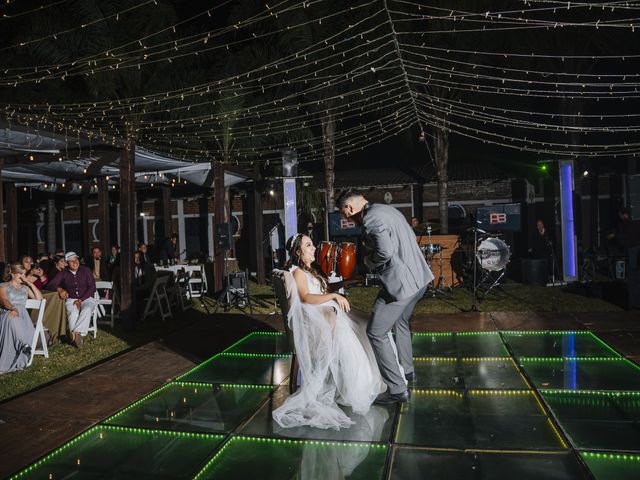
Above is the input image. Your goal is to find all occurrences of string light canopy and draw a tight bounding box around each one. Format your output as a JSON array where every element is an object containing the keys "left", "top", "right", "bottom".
[{"left": 0, "top": 0, "right": 638, "bottom": 168}]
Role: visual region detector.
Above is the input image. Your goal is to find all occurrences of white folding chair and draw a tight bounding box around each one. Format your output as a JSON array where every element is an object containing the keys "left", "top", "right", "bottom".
[
  {"left": 183, "top": 265, "right": 206, "bottom": 298},
  {"left": 167, "top": 270, "right": 193, "bottom": 312},
  {"left": 92, "top": 280, "right": 116, "bottom": 329},
  {"left": 26, "top": 298, "right": 48, "bottom": 366},
  {"left": 141, "top": 275, "right": 173, "bottom": 322}
]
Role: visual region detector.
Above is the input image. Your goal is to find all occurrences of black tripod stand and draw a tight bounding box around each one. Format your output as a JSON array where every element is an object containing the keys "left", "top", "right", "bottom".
[{"left": 212, "top": 267, "right": 270, "bottom": 313}]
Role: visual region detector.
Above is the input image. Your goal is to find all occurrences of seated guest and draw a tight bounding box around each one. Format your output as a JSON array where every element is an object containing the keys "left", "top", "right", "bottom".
[
  {"left": 46, "top": 255, "right": 67, "bottom": 283},
  {"left": 159, "top": 234, "right": 180, "bottom": 265},
  {"left": 20, "top": 255, "right": 48, "bottom": 289},
  {"left": 108, "top": 244, "right": 120, "bottom": 266},
  {"left": 19, "top": 255, "right": 34, "bottom": 273},
  {"left": 37, "top": 253, "right": 52, "bottom": 280},
  {"left": 134, "top": 251, "right": 157, "bottom": 300},
  {"left": 0, "top": 262, "right": 42, "bottom": 373},
  {"left": 88, "top": 247, "right": 110, "bottom": 281},
  {"left": 46, "top": 252, "right": 96, "bottom": 349},
  {"left": 138, "top": 242, "right": 152, "bottom": 264},
  {"left": 29, "top": 263, "right": 48, "bottom": 290}
]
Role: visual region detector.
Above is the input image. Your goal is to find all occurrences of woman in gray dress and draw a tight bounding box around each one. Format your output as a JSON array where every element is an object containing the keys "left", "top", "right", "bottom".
[{"left": 0, "top": 262, "right": 42, "bottom": 374}]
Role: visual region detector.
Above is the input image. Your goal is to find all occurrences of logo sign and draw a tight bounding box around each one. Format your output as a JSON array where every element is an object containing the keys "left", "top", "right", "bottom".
[
  {"left": 490, "top": 213, "right": 507, "bottom": 225},
  {"left": 340, "top": 218, "right": 357, "bottom": 230}
]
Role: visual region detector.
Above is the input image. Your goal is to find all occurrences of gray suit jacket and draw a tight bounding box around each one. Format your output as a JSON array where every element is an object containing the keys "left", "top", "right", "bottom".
[{"left": 362, "top": 203, "right": 434, "bottom": 301}]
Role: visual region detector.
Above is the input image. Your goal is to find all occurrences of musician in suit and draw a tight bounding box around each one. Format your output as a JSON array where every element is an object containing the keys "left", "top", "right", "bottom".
[
  {"left": 529, "top": 220, "right": 553, "bottom": 260},
  {"left": 337, "top": 190, "right": 433, "bottom": 405}
]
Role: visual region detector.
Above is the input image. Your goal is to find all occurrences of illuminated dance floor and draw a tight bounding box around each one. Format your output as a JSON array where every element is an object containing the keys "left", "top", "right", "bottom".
[{"left": 10, "top": 330, "right": 640, "bottom": 479}]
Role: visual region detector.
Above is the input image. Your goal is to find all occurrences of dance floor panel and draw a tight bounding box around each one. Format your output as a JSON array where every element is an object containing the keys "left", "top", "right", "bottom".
[
  {"left": 9, "top": 425, "right": 224, "bottom": 480},
  {"left": 540, "top": 390, "right": 640, "bottom": 451},
  {"left": 224, "top": 332, "right": 291, "bottom": 355},
  {"left": 519, "top": 358, "right": 640, "bottom": 390},
  {"left": 241, "top": 386, "right": 396, "bottom": 443},
  {"left": 411, "top": 332, "right": 509, "bottom": 358},
  {"left": 412, "top": 357, "right": 528, "bottom": 390},
  {"left": 10, "top": 329, "right": 640, "bottom": 479},
  {"left": 395, "top": 390, "right": 566, "bottom": 450},
  {"left": 177, "top": 354, "right": 291, "bottom": 386},
  {"left": 390, "top": 448, "right": 591, "bottom": 479},
  {"left": 580, "top": 452, "right": 640, "bottom": 480},
  {"left": 502, "top": 331, "right": 621, "bottom": 359},
  {"left": 105, "top": 383, "right": 272, "bottom": 434},
  {"left": 193, "top": 436, "right": 388, "bottom": 480}
]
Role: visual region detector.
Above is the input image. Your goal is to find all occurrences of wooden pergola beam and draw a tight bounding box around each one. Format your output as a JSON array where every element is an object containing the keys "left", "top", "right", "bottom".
[
  {"left": 119, "top": 140, "right": 135, "bottom": 328},
  {"left": 0, "top": 158, "right": 5, "bottom": 263},
  {"left": 5, "top": 182, "right": 17, "bottom": 260}
]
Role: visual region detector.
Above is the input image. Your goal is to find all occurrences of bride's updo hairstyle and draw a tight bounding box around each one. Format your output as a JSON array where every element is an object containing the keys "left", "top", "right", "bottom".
[{"left": 286, "top": 234, "right": 328, "bottom": 293}]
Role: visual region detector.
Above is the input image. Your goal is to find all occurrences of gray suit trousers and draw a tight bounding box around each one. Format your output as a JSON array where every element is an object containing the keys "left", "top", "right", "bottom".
[{"left": 367, "top": 286, "right": 426, "bottom": 395}]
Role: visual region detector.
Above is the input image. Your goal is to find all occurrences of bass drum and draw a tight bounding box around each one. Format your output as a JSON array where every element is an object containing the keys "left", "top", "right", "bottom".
[
  {"left": 337, "top": 242, "right": 356, "bottom": 279},
  {"left": 317, "top": 241, "right": 338, "bottom": 276},
  {"left": 477, "top": 237, "right": 511, "bottom": 271}
]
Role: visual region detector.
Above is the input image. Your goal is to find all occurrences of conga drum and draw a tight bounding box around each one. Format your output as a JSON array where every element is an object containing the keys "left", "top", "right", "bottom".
[
  {"left": 317, "top": 241, "right": 337, "bottom": 276},
  {"left": 337, "top": 242, "right": 356, "bottom": 279}
]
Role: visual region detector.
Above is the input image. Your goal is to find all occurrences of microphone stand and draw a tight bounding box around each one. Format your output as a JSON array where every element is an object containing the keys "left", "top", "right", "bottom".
[{"left": 471, "top": 222, "right": 479, "bottom": 312}]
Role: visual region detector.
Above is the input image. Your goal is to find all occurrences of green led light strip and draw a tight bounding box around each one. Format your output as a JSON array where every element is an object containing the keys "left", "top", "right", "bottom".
[
  {"left": 414, "top": 357, "right": 511, "bottom": 362},
  {"left": 172, "top": 381, "right": 273, "bottom": 390},
  {"left": 219, "top": 332, "right": 259, "bottom": 354},
  {"left": 219, "top": 352, "right": 291, "bottom": 359},
  {"left": 519, "top": 357, "right": 627, "bottom": 362},
  {"left": 541, "top": 389, "right": 640, "bottom": 397},
  {"left": 502, "top": 330, "right": 590, "bottom": 336},
  {"left": 251, "top": 331, "right": 284, "bottom": 336},
  {"left": 468, "top": 389, "right": 533, "bottom": 396},
  {"left": 411, "top": 389, "right": 464, "bottom": 397},
  {"left": 9, "top": 425, "right": 224, "bottom": 479},
  {"left": 582, "top": 452, "right": 640, "bottom": 461},
  {"left": 218, "top": 383, "right": 273, "bottom": 389},
  {"left": 413, "top": 332, "right": 498, "bottom": 337}
]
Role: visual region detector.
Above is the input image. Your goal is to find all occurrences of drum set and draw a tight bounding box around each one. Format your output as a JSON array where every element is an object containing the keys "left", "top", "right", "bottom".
[
  {"left": 316, "top": 241, "right": 357, "bottom": 279},
  {"left": 418, "top": 224, "right": 451, "bottom": 294}
]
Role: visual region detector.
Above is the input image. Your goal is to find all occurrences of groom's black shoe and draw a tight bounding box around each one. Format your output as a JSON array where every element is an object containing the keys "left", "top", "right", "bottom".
[{"left": 374, "top": 390, "right": 410, "bottom": 405}]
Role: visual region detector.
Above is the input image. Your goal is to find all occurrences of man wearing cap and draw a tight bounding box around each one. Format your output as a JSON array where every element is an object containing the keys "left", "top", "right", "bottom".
[{"left": 47, "top": 252, "right": 97, "bottom": 348}]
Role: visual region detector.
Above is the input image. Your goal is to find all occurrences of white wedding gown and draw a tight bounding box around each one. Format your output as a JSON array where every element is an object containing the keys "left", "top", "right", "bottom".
[{"left": 272, "top": 266, "right": 388, "bottom": 430}]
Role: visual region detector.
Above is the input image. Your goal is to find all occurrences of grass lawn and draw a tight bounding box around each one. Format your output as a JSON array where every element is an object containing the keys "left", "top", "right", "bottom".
[
  {"left": 0, "top": 278, "right": 622, "bottom": 403},
  {"left": 243, "top": 279, "right": 623, "bottom": 314},
  {"left": 0, "top": 310, "right": 205, "bottom": 402}
]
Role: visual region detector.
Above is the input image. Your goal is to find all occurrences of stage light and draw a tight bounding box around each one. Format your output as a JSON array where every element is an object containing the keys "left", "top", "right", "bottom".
[
  {"left": 539, "top": 164, "right": 548, "bottom": 173},
  {"left": 583, "top": 170, "right": 589, "bottom": 177},
  {"left": 269, "top": 189, "right": 275, "bottom": 196}
]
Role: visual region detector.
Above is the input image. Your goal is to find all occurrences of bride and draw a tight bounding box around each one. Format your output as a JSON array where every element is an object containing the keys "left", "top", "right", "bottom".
[{"left": 272, "top": 234, "right": 392, "bottom": 430}]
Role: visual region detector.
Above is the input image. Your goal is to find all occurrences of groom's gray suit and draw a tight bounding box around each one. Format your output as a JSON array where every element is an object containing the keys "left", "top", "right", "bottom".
[{"left": 362, "top": 203, "right": 434, "bottom": 395}]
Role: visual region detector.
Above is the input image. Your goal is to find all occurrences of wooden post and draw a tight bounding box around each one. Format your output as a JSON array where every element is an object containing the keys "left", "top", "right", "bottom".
[
  {"left": 80, "top": 185, "right": 90, "bottom": 259},
  {"left": 97, "top": 177, "right": 110, "bottom": 255},
  {"left": 46, "top": 198, "right": 56, "bottom": 253},
  {"left": 162, "top": 185, "right": 172, "bottom": 239},
  {"left": 0, "top": 159, "right": 5, "bottom": 264},
  {"left": 6, "top": 182, "right": 17, "bottom": 260},
  {"left": 119, "top": 140, "right": 136, "bottom": 328},
  {"left": 412, "top": 183, "right": 424, "bottom": 222},
  {"left": 213, "top": 161, "right": 224, "bottom": 292},
  {"left": 249, "top": 185, "right": 265, "bottom": 284}
]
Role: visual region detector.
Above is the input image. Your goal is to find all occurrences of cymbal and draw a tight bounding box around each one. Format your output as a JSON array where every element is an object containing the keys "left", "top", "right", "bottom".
[{"left": 413, "top": 222, "right": 440, "bottom": 233}]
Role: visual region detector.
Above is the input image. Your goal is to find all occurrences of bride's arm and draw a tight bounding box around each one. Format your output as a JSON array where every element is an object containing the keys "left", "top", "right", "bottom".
[{"left": 292, "top": 268, "right": 350, "bottom": 312}]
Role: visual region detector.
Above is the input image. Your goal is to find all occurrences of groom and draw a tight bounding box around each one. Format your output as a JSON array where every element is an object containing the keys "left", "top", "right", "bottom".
[{"left": 337, "top": 190, "right": 433, "bottom": 404}]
